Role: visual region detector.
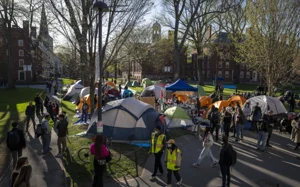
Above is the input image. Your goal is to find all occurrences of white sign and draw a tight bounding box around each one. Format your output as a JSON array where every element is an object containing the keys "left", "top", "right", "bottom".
[{"left": 97, "top": 121, "right": 103, "bottom": 133}]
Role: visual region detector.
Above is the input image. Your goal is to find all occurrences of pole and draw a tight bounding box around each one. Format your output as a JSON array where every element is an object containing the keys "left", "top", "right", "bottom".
[{"left": 97, "top": 7, "right": 103, "bottom": 129}]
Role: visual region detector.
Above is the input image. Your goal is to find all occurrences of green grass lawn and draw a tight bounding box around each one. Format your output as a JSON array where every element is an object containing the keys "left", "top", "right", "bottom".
[{"left": 62, "top": 78, "right": 76, "bottom": 85}]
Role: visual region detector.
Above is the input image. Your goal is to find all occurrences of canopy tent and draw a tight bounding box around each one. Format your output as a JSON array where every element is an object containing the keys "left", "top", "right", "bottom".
[
  {"left": 79, "top": 87, "right": 98, "bottom": 99},
  {"left": 228, "top": 95, "right": 247, "bottom": 107},
  {"left": 87, "top": 98, "right": 164, "bottom": 141},
  {"left": 243, "top": 96, "right": 287, "bottom": 115},
  {"left": 76, "top": 94, "right": 98, "bottom": 112},
  {"left": 105, "top": 81, "right": 117, "bottom": 90},
  {"left": 165, "top": 79, "right": 197, "bottom": 92},
  {"left": 63, "top": 82, "right": 85, "bottom": 101},
  {"left": 141, "top": 85, "right": 164, "bottom": 99},
  {"left": 197, "top": 85, "right": 206, "bottom": 97},
  {"left": 164, "top": 106, "right": 193, "bottom": 128},
  {"left": 141, "top": 78, "right": 152, "bottom": 87},
  {"left": 132, "top": 81, "right": 140, "bottom": 87},
  {"left": 199, "top": 96, "right": 213, "bottom": 107}
]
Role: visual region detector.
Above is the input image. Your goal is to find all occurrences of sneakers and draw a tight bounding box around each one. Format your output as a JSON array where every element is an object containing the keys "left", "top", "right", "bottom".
[
  {"left": 192, "top": 163, "right": 200, "bottom": 168},
  {"left": 150, "top": 175, "right": 156, "bottom": 180},
  {"left": 176, "top": 178, "right": 183, "bottom": 185},
  {"left": 210, "top": 162, "right": 217, "bottom": 167}
]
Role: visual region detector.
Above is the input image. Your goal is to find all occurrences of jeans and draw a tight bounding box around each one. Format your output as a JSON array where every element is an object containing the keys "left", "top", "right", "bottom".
[
  {"left": 235, "top": 123, "right": 244, "bottom": 140},
  {"left": 223, "top": 123, "right": 230, "bottom": 137},
  {"left": 266, "top": 127, "right": 273, "bottom": 145},
  {"left": 26, "top": 115, "right": 36, "bottom": 131},
  {"left": 167, "top": 169, "right": 181, "bottom": 184},
  {"left": 252, "top": 120, "right": 258, "bottom": 132},
  {"left": 81, "top": 113, "right": 88, "bottom": 123},
  {"left": 210, "top": 123, "right": 220, "bottom": 141},
  {"left": 196, "top": 147, "right": 216, "bottom": 164},
  {"left": 11, "top": 149, "right": 22, "bottom": 169},
  {"left": 220, "top": 164, "right": 231, "bottom": 187},
  {"left": 57, "top": 137, "right": 67, "bottom": 154},
  {"left": 257, "top": 131, "right": 267, "bottom": 150},
  {"left": 152, "top": 151, "right": 164, "bottom": 176},
  {"left": 41, "top": 134, "right": 51, "bottom": 153}
]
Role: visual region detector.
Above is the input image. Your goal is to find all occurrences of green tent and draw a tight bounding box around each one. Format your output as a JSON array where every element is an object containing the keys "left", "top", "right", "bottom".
[
  {"left": 125, "top": 81, "right": 132, "bottom": 87},
  {"left": 141, "top": 78, "right": 152, "bottom": 87},
  {"left": 198, "top": 85, "right": 206, "bottom": 97},
  {"left": 132, "top": 81, "right": 140, "bottom": 87},
  {"left": 164, "top": 106, "right": 191, "bottom": 120}
]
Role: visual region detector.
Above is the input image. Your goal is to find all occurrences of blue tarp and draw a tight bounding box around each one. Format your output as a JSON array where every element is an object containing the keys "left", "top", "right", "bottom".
[
  {"left": 212, "top": 76, "right": 224, "bottom": 81},
  {"left": 131, "top": 142, "right": 151, "bottom": 148},
  {"left": 224, "top": 85, "right": 237, "bottom": 89},
  {"left": 165, "top": 79, "right": 197, "bottom": 92}
]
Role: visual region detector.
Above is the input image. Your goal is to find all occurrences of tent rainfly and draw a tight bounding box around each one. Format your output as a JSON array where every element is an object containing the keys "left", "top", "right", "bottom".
[
  {"left": 164, "top": 106, "right": 193, "bottom": 128},
  {"left": 63, "top": 81, "right": 84, "bottom": 101}
]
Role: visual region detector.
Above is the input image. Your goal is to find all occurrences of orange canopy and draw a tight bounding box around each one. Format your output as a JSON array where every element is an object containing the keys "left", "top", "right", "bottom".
[
  {"left": 173, "top": 92, "right": 189, "bottom": 102},
  {"left": 227, "top": 95, "right": 246, "bottom": 107},
  {"left": 199, "top": 96, "right": 213, "bottom": 107},
  {"left": 203, "top": 100, "right": 229, "bottom": 119}
]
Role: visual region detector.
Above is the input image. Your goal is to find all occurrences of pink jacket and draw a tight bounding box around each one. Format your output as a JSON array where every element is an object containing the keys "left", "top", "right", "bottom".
[{"left": 90, "top": 143, "right": 109, "bottom": 159}]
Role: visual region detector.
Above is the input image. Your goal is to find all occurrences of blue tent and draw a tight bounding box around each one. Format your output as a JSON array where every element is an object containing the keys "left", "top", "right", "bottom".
[
  {"left": 212, "top": 76, "right": 224, "bottom": 81},
  {"left": 87, "top": 98, "right": 164, "bottom": 141},
  {"left": 165, "top": 79, "right": 197, "bottom": 92}
]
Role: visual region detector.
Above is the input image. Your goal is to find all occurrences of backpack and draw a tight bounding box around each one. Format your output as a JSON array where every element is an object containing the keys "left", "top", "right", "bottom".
[
  {"left": 35, "top": 123, "right": 45, "bottom": 138},
  {"left": 227, "top": 145, "right": 237, "bottom": 166},
  {"left": 8, "top": 131, "right": 20, "bottom": 149}
]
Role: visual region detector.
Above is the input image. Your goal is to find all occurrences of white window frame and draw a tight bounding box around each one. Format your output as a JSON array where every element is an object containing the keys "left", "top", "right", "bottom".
[
  {"left": 19, "top": 59, "right": 24, "bottom": 67},
  {"left": 240, "top": 71, "right": 244, "bottom": 78},
  {"left": 207, "top": 71, "right": 210, "bottom": 78},
  {"left": 225, "top": 71, "right": 229, "bottom": 78},
  {"left": 218, "top": 70, "right": 222, "bottom": 77},
  {"left": 19, "top": 50, "right": 24, "bottom": 56},
  {"left": 226, "top": 62, "right": 229, "bottom": 68},
  {"left": 18, "top": 40, "right": 24, "bottom": 47},
  {"left": 218, "top": 61, "right": 222, "bottom": 68}
]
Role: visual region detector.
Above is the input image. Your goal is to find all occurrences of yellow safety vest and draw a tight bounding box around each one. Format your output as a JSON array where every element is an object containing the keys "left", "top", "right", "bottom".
[
  {"left": 49, "top": 118, "right": 54, "bottom": 131},
  {"left": 167, "top": 148, "right": 181, "bottom": 171},
  {"left": 151, "top": 133, "right": 165, "bottom": 153}
]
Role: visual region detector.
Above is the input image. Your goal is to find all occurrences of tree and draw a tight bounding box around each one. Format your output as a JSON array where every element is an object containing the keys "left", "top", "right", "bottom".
[{"left": 236, "top": 0, "right": 300, "bottom": 95}]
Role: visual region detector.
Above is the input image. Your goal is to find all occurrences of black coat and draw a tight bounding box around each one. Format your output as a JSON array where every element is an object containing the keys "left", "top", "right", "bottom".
[{"left": 6, "top": 128, "right": 26, "bottom": 151}]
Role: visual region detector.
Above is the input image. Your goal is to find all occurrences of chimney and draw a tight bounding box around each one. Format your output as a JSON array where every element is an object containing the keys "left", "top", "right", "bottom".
[
  {"left": 31, "top": 27, "right": 37, "bottom": 38},
  {"left": 205, "top": 25, "right": 211, "bottom": 40},
  {"left": 23, "top": 21, "right": 29, "bottom": 36}
]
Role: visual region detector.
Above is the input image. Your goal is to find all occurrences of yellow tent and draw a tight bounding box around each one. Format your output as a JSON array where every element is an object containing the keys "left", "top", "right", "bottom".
[
  {"left": 76, "top": 94, "right": 98, "bottom": 112},
  {"left": 199, "top": 96, "right": 212, "bottom": 107},
  {"left": 227, "top": 95, "right": 247, "bottom": 107}
]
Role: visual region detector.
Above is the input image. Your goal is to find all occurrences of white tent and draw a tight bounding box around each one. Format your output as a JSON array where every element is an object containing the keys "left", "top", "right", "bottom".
[
  {"left": 165, "top": 117, "right": 194, "bottom": 128},
  {"left": 63, "top": 82, "right": 84, "bottom": 101},
  {"left": 79, "top": 87, "right": 98, "bottom": 99},
  {"left": 243, "top": 95, "right": 287, "bottom": 115},
  {"left": 141, "top": 85, "right": 164, "bottom": 99}
]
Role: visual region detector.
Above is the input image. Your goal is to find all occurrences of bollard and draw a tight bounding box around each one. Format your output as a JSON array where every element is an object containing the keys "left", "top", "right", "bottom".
[{"left": 135, "top": 151, "right": 138, "bottom": 177}]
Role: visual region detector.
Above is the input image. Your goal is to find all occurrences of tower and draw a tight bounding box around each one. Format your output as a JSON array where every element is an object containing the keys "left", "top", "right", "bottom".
[
  {"left": 38, "top": 3, "right": 53, "bottom": 52},
  {"left": 152, "top": 21, "right": 161, "bottom": 43}
]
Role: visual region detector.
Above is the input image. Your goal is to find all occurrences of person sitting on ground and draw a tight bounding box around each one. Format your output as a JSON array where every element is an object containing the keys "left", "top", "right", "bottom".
[{"left": 10, "top": 157, "right": 32, "bottom": 187}]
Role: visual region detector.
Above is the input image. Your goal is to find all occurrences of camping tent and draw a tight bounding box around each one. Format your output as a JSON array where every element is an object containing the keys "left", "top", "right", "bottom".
[
  {"left": 79, "top": 87, "right": 98, "bottom": 99},
  {"left": 243, "top": 96, "right": 287, "bottom": 115},
  {"left": 87, "top": 98, "right": 164, "bottom": 141},
  {"left": 132, "top": 81, "right": 140, "bottom": 87},
  {"left": 121, "top": 89, "right": 134, "bottom": 98},
  {"left": 228, "top": 95, "right": 246, "bottom": 107},
  {"left": 164, "top": 106, "right": 193, "bottom": 128},
  {"left": 141, "top": 85, "right": 164, "bottom": 99},
  {"left": 165, "top": 79, "right": 197, "bottom": 92},
  {"left": 77, "top": 94, "right": 98, "bottom": 112},
  {"left": 105, "top": 81, "right": 117, "bottom": 90},
  {"left": 173, "top": 92, "right": 189, "bottom": 102},
  {"left": 63, "top": 82, "right": 85, "bottom": 101},
  {"left": 199, "top": 96, "right": 212, "bottom": 107},
  {"left": 197, "top": 85, "right": 206, "bottom": 97},
  {"left": 141, "top": 78, "right": 152, "bottom": 87},
  {"left": 207, "top": 100, "right": 229, "bottom": 112}
]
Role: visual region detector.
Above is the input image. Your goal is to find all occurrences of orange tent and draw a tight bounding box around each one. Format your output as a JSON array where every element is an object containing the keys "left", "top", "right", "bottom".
[
  {"left": 227, "top": 95, "right": 246, "bottom": 107},
  {"left": 203, "top": 100, "right": 229, "bottom": 119},
  {"left": 76, "top": 94, "right": 98, "bottom": 112},
  {"left": 105, "top": 81, "right": 117, "bottom": 90},
  {"left": 199, "top": 96, "right": 213, "bottom": 107},
  {"left": 173, "top": 92, "right": 189, "bottom": 102}
]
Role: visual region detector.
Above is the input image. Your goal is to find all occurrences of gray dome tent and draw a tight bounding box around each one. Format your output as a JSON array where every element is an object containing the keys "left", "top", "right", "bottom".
[{"left": 87, "top": 98, "right": 164, "bottom": 141}]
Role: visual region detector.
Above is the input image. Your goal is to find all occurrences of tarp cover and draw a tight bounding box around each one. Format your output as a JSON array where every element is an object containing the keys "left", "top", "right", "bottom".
[
  {"left": 243, "top": 96, "right": 287, "bottom": 115},
  {"left": 165, "top": 79, "right": 197, "bottom": 92},
  {"left": 87, "top": 98, "right": 164, "bottom": 141}
]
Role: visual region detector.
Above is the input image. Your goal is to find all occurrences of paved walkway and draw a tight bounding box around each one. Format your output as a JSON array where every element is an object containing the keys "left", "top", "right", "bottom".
[
  {"left": 0, "top": 81, "right": 67, "bottom": 187},
  {"left": 105, "top": 130, "right": 300, "bottom": 187}
]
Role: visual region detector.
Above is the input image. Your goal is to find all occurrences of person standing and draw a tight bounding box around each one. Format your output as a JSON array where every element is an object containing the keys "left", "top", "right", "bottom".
[
  {"left": 150, "top": 126, "right": 165, "bottom": 179},
  {"left": 291, "top": 117, "right": 300, "bottom": 150},
  {"left": 165, "top": 139, "right": 182, "bottom": 187},
  {"left": 251, "top": 102, "right": 262, "bottom": 132},
  {"left": 25, "top": 102, "right": 36, "bottom": 132},
  {"left": 81, "top": 100, "right": 89, "bottom": 123},
  {"left": 265, "top": 110, "right": 274, "bottom": 147},
  {"left": 235, "top": 108, "right": 245, "bottom": 142},
  {"left": 55, "top": 114, "right": 68, "bottom": 157},
  {"left": 90, "top": 134, "right": 109, "bottom": 187},
  {"left": 6, "top": 122, "right": 26, "bottom": 168},
  {"left": 208, "top": 105, "right": 220, "bottom": 141},
  {"left": 223, "top": 111, "right": 232, "bottom": 137},
  {"left": 34, "top": 93, "right": 43, "bottom": 116},
  {"left": 256, "top": 118, "right": 268, "bottom": 152},
  {"left": 193, "top": 127, "right": 218, "bottom": 168},
  {"left": 44, "top": 95, "right": 50, "bottom": 112},
  {"left": 41, "top": 114, "right": 51, "bottom": 155},
  {"left": 219, "top": 135, "right": 233, "bottom": 187}
]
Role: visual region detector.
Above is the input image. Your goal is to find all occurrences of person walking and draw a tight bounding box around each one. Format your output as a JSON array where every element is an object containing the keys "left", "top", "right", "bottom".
[
  {"left": 6, "top": 122, "right": 26, "bottom": 168},
  {"left": 208, "top": 105, "right": 220, "bottom": 141},
  {"left": 165, "top": 139, "right": 183, "bottom": 187},
  {"left": 55, "top": 114, "right": 68, "bottom": 157},
  {"left": 81, "top": 100, "right": 89, "bottom": 123},
  {"left": 10, "top": 157, "right": 32, "bottom": 187},
  {"left": 41, "top": 114, "right": 51, "bottom": 155},
  {"left": 265, "top": 110, "right": 275, "bottom": 147},
  {"left": 150, "top": 126, "right": 166, "bottom": 179},
  {"left": 193, "top": 127, "right": 218, "bottom": 168},
  {"left": 34, "top": 93, "right": 43, "bottom": 116},
  {"left": 25, "top": 102, "right": 36, "bottom": 132},
  {"left": 90, "top": 134, "right": 109, "bottom": 187},
  {"left": 291, "top": 117, "right": 300, "bottom": 150},
  {"left": 256, "top": 118, "right": 268, "bottom": 152},
  {"left": 219, "top": 135, "right": 233, "bottom": 187}
]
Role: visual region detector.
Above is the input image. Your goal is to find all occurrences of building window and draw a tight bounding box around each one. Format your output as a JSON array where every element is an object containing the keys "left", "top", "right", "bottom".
[
  {"left": 225, "top": 71, "right": 229, "bottom": 78},
  {"left": 202, "top": 70, "right": 205, "bottom": 77},
  {"left": 241, "top": 64, "right": 245, "bottom": 69},
  {"left": 19, "top": 59, "right": 24, "bottom": 67},
  {"left": 218, "top": 61, "right": 222, "bottom": 68},
  {"left": 218, "top": 71, "right": 222, "bottom": 77},
  {"left": 246, "top": 72, "right": 250, "bottom": 78},
  {"left": 226, "top": 62, "right": 229, "bottom": 68},
  {"left": 18, "top": 40, "right": 24, "bottom": 47},
  {"left": 164, "top": 66, "right": 171, "bottom": 72},
  {"left": 240, "top": 71, "right": 244, "bottom": 78},
  {"left": 207, "top": 71, "right": 210, "bottom": 78},
  {"left": 202, "top": 62, "right": 205, "bottom": 68},
  {"left": 207, "top": 60, "right": 210, "bottom": 68},
  {"left": 19, "top": 50, "right": 24, "bottom": 56}
]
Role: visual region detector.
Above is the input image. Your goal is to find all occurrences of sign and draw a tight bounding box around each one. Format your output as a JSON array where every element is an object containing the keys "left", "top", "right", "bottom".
[{"left": 97, "top": 121, "right": 103, "bottom": 133}]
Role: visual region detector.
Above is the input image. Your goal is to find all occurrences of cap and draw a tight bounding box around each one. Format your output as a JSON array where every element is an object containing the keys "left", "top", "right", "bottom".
[{"left": 166, "top": 139, "right": 176, "bottom": 144}]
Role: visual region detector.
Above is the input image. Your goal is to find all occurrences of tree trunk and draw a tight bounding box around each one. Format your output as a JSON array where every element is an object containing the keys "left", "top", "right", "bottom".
[
  {"left": 196, "top": 46, "right": 203, "bottom": 85},
  {"left": 78, "top": 41, "right": 87, "bottom": 86},
  {"left": 174, "top": 48, "right": 180, "bottom": 80},
  {"left": 7, "top": 26, "right": 15, "bottom": 89}
]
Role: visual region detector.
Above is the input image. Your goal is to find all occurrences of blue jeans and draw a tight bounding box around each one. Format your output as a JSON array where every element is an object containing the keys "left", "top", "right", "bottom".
[
  {"left": 41, "top": 134, "right": 51, "bottom": 153},
  {"left": 220, "top": 164, "right": 230, "bottom": 187},
  {"left": 235, "top": 123, "right": 242, "bottom": 140},
  {"left": 257, "top": 131, "right": 267, "bottom": 150},
  {"left": 81, "top": 113, "right": 88, "bottom": 123},
  {"left": 196, "top": 147, "right": 216, "bottom": 164}
]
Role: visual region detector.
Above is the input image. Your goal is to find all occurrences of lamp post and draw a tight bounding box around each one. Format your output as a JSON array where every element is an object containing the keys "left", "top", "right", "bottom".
[{"left": 93, "top": 0, "right": 108, "bottom": 134}]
